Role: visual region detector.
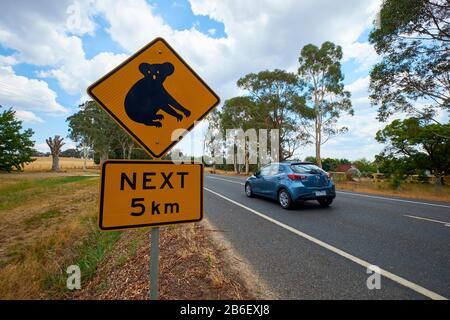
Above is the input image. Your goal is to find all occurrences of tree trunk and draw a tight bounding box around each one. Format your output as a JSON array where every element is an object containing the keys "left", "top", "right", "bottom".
[
  {"left": 233, "top": 144, "right": 238, "bottom": 173},
  {"left": 434, "top": 172, "right": 444, "bottom": 186},
  {"left": 315, "top": 117, "right": 322, "bottom": 167},
  {"left": 100, "top": 151, "right": 108, "bottom": 162},
  {"left": 245, "top": 152, "right": 249, "bottom": 175},
  {"left": 46, "top": 135, "right": 65, "bottom": 172},
  {"left": 81, "top": 141, "right": 89, "bottom": 171},
  {"left": 52, "top": 154, "right": 60, "bottom": 171},
  {"left": 127, "top": 145, "right": 133, "bottom": 159}
]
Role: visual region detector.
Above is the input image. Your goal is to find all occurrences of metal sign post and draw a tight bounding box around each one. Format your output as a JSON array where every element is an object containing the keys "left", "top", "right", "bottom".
[{"left": 149, "top": 227, "right": 160, "bottom": 300}]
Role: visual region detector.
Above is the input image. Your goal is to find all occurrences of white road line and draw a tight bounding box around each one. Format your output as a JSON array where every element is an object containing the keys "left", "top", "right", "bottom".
[
  {"left": 206, "top": 175, "right": 245, "bottom": 185},
  {"left": 404, "top": 215, "right": 450, "bottom": 227},
  {"left": 206, "top": 175, "right": 450, "bottom": 209},
  {"left": 204, "top": 187, "right": 447, "bottom": 300},
  {"left": 337, "top": 191, "right": 450, "bottom": 209}
]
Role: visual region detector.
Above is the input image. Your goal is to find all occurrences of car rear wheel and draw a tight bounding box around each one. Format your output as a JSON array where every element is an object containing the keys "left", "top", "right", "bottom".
[
  {"left": 278, "top": 189, "right": 292, "bottom": 209},
  {"left": 318, "top": 197, "right": 333, "bottom": 207},
  {"left": 245, "top": 183, "right": 254, "bottom": 197}
]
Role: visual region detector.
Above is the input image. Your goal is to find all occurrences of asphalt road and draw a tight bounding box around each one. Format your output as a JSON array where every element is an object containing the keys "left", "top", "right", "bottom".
[{"left": 203, "top": 174, "right": 450, "bottom": 300}]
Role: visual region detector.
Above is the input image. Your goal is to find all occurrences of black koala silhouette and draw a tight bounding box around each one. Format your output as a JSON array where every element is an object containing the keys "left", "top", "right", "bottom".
[{"left": 124, "top": 62, "right": 191, "bottom": 127}]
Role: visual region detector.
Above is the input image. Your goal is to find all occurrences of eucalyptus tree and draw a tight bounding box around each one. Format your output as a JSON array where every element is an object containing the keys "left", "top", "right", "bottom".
[
  {"left": 67, "top": 101, "right": 120, "bottom": 162},
  {"left": 235, "top": 69, "right": 308, "bottom": 162},
  {"left": 297, "top": 41, "right": 353, "bottom": 167},
  {"left": 369, "top": 0, "right": 449, "bottom": 122}
]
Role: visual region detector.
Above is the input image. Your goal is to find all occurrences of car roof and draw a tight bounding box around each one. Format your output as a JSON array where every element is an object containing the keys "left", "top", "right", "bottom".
[
  {"left": 263, "top": 162, "right": 317, "bottom": 166},
  {"left": 282, "top": 161, "right": 316, "bottom": 165}
]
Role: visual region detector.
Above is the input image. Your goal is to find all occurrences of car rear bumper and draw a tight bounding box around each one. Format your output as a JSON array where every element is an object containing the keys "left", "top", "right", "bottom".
[{"left": 291, "top": 185, "right": 336, "bottom": 201}]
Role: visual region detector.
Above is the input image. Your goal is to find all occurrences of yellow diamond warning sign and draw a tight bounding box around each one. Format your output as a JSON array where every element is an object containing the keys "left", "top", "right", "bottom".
[
  {"left": 99, "top": 160, "right": 203, "bottom": 230},
  {"left": 87, "top": 37, "right": 220, "bottom": 158}
]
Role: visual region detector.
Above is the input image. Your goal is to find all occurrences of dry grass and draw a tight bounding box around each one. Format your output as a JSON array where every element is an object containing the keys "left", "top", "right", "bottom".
[
  {"left": 0, "top": 174, "right": 117, "bottom": 299},
  {"left": 24, "top": 157, "right": 97, "bottom": 171},
  {"left": 335, "top": 180, "right": 450, "bottom": 203},
  {"left": 204, "top": 167, "right": 250, "bottom": 177}
]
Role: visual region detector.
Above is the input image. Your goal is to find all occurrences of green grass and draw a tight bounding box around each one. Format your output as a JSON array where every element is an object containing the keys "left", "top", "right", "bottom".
[
  {"left": 24, "top": 209, "right": 62, "bottom": 227},
  {"left": 43, "top": 216, "right": 121, "bottom": 297},
  {"left": 0, "top": 176, "right": 97, "bottom": 210},
  {"left": 114, "top": 236, "right": 142, "bottom": 267}
]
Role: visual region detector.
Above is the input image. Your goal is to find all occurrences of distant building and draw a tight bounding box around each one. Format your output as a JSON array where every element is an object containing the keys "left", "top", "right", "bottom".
[{"left": 335, "top": 164, "right": 354, "bottom": 172}]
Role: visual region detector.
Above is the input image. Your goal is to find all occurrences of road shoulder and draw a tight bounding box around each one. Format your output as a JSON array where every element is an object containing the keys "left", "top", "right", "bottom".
[{"left": 75, "top": 219, "right": 265, "bottom": 299}]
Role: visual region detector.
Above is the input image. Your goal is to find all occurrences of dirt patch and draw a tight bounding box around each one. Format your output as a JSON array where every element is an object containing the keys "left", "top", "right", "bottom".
[{"left": 76, "top": 221, "right": 260, "bottom": 300}]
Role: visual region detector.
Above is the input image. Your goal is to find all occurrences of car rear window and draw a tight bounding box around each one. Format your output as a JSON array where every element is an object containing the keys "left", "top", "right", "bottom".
[{"left": 291, "top": 164, "right": 326, "bottom": 174}]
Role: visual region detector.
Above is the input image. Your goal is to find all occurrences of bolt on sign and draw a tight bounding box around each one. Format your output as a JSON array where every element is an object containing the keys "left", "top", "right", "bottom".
[
  {"left": 87, "top": 37, "right": 220, "bottom": 158},
  {"left": 99, "top": 160, "right": 203, "bottom": 230}
]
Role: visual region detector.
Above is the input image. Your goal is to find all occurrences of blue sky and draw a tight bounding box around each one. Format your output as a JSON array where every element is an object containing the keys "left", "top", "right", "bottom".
[{"left": 0, "top": 0, "right": 402, "bottom": 160}]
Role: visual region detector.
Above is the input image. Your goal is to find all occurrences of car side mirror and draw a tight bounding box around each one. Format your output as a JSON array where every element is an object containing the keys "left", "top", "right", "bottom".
[{"left": 255, "top": 171, "right": 261, "bottom": 177}]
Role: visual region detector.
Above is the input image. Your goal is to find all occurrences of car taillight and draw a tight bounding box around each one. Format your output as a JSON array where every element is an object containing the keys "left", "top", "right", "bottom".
[{"left": 288, "top": 174, "right": 307, "bottom": 181}]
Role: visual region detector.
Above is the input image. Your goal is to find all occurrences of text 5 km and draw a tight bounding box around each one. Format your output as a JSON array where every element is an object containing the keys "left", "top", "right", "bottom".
[{"left": 129, "top": 198, "right": 181, "bottom": 216}]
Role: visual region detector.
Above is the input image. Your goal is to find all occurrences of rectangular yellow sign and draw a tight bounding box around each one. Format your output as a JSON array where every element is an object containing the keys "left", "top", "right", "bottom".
[{"left": 99, "top": 160, "right": 203, "bottom": 230}]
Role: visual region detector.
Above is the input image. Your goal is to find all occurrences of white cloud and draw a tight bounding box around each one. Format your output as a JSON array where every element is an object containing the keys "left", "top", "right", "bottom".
[
  {"left": 89, "top": 0, "right": 381, "bottom": 106},
  {"left": 0, "top": 66, "right": 67, "bottom": 115},
  {"left": 65, "top": 0, "right": 97, "bottom": 36},
  {"left": 0, "top": 0, "right": 94, "bottom": 66},
  {"left": 39, "top": 51, "right": 128, "bottom": 95},
  {"left": 342, "top": 42, "right": 379, "bottom": 71},
  {"left": 94, "top": 0, "right": 173, "bottom": 52},
  {"left": 0, "top": 0, "right": 382, "bottom": 104},
  {"left": 62, "top": 140, "right": 77, "bottom": 151},
  {"left": 0, "top": 0, "right": 99, "bottom": 118},
  {"left": 15, "top": 110, "right": 44, "bottom": 123},
  {"left": 34, "top": 143, "right": 50, "bottom": 153},
  {"left": 345, "top": 76, "right": 371, "bottom": 106},
  {"left": 0, "top": 1, "right": 128, "bottom": 99},
  {"left": 0, "top": 55, "right": 17, "bottom": 66}
]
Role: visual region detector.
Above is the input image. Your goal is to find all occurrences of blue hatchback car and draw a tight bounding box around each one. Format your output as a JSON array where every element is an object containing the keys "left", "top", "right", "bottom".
[{"left": 245, "top": 162, "right": 336, "bottom": 209}]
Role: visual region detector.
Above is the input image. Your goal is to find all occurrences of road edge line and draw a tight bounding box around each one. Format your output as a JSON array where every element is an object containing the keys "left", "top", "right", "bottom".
[{"left": 337, "top": 191, "right": 450, "bottom": 209}]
